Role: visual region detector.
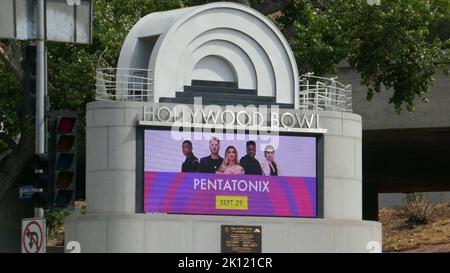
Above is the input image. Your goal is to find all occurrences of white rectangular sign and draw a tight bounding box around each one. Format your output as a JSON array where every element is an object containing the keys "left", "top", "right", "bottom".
[
  {"left": 21, "top": 218, "right": 46, "bottom": 253},
  {"left": 0, "top": 0, "right": 92, "bottom": 44}
]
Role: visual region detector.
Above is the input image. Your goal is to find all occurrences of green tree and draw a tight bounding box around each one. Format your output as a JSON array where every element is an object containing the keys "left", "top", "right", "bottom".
[
  {"left": 346, "top": 0, "right": 450, "bottom": 113},
  {"left": 277, "top": 0, "right": 450, "bottom": 112},
  {"left": 277, "top": 0, "right": 351, "bottom": 76}
]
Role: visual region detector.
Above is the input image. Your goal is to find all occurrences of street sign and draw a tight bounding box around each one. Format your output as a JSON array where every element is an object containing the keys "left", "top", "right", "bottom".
[
  {"left": 0, "top": 0, "right": 92, "bottom": 44},
  {"left": 19, "top": 185, "right": 35, "bottom": 200},
  {"left": 21, "top": 218, "right": 46, "bottom": 253}
]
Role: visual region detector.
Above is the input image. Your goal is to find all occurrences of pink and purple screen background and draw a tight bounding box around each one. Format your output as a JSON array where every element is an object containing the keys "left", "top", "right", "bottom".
[{"left": 144, "top": 130, "right": 317, "bottom": 217}]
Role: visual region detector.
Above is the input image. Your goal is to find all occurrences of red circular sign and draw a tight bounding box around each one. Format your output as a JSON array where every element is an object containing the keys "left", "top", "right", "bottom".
[{"left": 22, "top": 220, "right": 44, "bottom": 253}]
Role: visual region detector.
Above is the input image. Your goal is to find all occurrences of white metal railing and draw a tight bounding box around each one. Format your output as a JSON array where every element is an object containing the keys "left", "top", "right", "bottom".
[
  {"left": 95, "top": 68, "right": 154, "bottom": 101},
  {"left": 95, "top": 68, "right": 352, "bottom": 112},
  {"left": 299, "top": 73, "right": 352, "bottom": 112}
]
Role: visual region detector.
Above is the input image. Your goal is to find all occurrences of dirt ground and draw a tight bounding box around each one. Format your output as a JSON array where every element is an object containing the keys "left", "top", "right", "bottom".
[{"left": 380, "top": 202, "right": 450, "bottom": 252}]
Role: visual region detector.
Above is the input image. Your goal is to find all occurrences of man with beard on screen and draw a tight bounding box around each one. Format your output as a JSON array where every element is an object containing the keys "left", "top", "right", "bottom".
[
  {"left": 198, "top": 136, "right": 224, "bottom": 173},
  {"left": 239, "top": 140, "right": 263, "bottom": 175},
  {"left": 181, "top": 140, "right": 199, "bottom": 173}
]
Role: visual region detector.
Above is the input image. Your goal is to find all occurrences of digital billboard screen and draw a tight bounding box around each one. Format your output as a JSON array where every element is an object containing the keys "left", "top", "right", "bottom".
[{"left": 143, "top": 129, "right": 318, "bottom": 217}]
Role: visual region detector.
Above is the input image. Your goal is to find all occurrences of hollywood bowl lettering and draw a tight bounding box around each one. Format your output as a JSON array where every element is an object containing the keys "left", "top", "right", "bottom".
[{"left": 142, "top": 104, "right": 320, "bottom": 130}]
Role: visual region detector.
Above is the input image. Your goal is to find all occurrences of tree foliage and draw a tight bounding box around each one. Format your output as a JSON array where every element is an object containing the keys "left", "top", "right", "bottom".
[
  {"left": 278, "top": 0, "right": 450, "bottom": 113},
  {"left": 278, "top": 0, "right": 350, "bottom": 76},
  {"left": 346, "top": 0, "right": 450, "bottom": 112}
]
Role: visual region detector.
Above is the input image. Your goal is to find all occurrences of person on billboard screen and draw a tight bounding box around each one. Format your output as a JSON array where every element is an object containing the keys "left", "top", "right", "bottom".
[
  {"left": 217, "top": 146, "right": 245, "bottom": 175},
  {"left": 261, "top": 145, "right": 281, "bottom": 176},
  {"left": 239, "top": 140, "right": 263, "bottom": 175},
  {"left": 181, "top": 140, "right": 199, "bottom": 172},
  {"left": 198, "top": 137, "right": 224, "bottom": 173}
]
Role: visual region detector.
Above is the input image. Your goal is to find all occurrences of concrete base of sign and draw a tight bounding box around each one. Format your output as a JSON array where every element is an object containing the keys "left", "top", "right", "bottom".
[{"left": 65, "top": 213, "right": 381, "bottom": 253}]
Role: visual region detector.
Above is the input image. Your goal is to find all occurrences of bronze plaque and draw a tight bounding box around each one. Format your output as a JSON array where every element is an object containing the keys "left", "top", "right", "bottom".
[{"left": 221, "top": 225, "right": 262, "bottom": 253}]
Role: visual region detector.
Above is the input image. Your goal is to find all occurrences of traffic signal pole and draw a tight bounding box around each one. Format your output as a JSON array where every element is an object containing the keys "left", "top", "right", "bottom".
[
  {"left": 36, "top": 0, "right": 45, "bottom": 154},
  {"left": 35, "top": 0, "right": 46, "bottom": 218}
]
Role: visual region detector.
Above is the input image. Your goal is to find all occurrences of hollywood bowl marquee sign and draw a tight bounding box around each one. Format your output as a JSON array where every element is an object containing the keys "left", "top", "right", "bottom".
[
  {"left": 139, "top": 102, "right": 323, "bottom": 219},
  {"left": 64, "top": 2, "right": 382, "bottom": 253},
  {"left": 140, "top": 103, "right": 324, "bottom": 133}
]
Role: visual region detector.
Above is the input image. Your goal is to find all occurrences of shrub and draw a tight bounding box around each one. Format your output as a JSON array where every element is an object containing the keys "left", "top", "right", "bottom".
[
  {"left": 46, "top": 209, "right": 70, "bottom": 237},
  {"left": 403, "top": 192, "right": 435, "bottom": 225}
]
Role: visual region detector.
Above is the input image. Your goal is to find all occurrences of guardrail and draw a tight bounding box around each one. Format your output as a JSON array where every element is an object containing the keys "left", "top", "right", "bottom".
[
  {"left": 95, "top": 68, "right": 352, "bottom": 112},
  {"left": 95, "top": 68, "right": 153, "bottom": 101},
  {"left": 299, "top": 73, "right": 352, "bottom": 112}
]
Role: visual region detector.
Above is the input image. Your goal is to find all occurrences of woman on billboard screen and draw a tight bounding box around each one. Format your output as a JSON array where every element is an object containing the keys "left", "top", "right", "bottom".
[{"left": 216, "top": 146, "right": 245, "bottom": 175}]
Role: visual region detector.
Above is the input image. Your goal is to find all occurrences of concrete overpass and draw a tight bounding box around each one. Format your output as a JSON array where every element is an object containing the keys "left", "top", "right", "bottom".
[{"left": 337, "top": 63, "right": 450, "bottom": 220}]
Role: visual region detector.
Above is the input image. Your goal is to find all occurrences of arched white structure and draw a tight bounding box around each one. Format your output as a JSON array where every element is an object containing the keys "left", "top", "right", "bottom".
[
  {"left": 191, "top": 55, "right": 237, "bottom": 83},
  {"left": 117, "top": 2, "right": 299, "bottom": 108}
]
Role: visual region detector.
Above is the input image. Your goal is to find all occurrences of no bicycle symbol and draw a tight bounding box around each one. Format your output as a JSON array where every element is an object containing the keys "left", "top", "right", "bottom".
[{"left": 21, "top": 218, "right": 46, "bottom": 253}]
